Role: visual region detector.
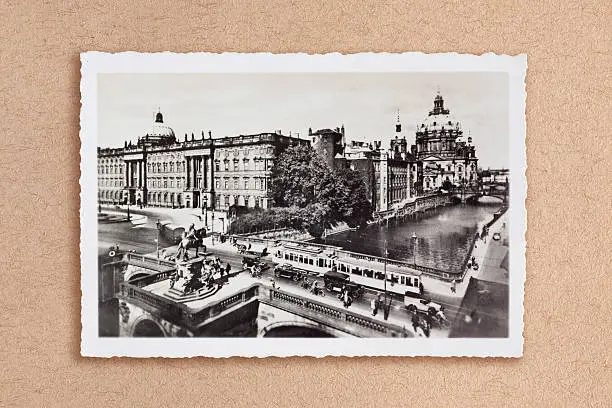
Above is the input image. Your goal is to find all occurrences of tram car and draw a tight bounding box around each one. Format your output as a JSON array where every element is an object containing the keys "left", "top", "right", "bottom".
[{"left": 273, "top": 241, "right": 423, "bottom": 298}]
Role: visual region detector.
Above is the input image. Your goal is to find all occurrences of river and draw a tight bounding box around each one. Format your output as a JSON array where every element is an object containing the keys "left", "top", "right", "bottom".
[{"left": 319, "top": 198, "right": 502, "bottom": 273}]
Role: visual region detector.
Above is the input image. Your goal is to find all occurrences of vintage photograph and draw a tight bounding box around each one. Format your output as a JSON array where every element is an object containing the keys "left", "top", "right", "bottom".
[{"left": 81, "top": 53, "right": 526, "bottom": 357}]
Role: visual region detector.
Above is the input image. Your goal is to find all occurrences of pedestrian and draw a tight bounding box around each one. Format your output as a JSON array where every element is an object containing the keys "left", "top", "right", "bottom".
[
  {"left": 247, "top": 242, "right": 252, "bottom": 251},
  {"left": 451, "top": 279, "right": 457, "bottom": 293},
  {"left": 225, "top": 262, "right": 231, "bottom": 277},
  {"left": 343, "top": 289, "right": 351, "bottom": 309},
  {"left": 411, "top": 312, "right": 420, "bottom": 332},
  {"left": 370, "top": 297, "right": 377, "bottom": 316}
]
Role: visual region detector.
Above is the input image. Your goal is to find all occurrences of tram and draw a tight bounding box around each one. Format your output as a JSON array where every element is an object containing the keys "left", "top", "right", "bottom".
[{"left": 273, "top": 241, "right": 423, "bottom": 297}]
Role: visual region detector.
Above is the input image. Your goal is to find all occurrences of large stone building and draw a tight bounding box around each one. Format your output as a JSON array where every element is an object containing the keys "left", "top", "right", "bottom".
[
  {"left": 97, "top": 110, "right": 309, "bottom": 210},
  {"left": 413, "top": 93, "right": 479, "bottom": 192},
  {"left": 343, "top": 117, "right": 418, "bottom": 213},
  {"left": 342, "top": 93, "right": 480, "bottom": 213},
  {"left": 98, "top": 93, "right": 479, "bottom": 216}
]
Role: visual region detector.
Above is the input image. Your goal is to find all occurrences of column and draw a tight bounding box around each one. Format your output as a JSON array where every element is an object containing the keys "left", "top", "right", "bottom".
[
  {"left": 127, "top": 162, "right": 132, "bottom": 187},
  {"left": 124, "top": 161, "right": 128, "bottom": 187},
  {"left": 191, "top": 157, "right": 197, "bottom": 188},
  {"left": 207, "top": 156, "right": 214, "bottom": 191},
  {"left": 136, "top": 161, "right": 141, "bottom": 188},
  {"left": 185, "top": 157, "right": 191, "bottom": 189},
  {"left": 200, "top": 157, "right": 205, "bottom": 189}
]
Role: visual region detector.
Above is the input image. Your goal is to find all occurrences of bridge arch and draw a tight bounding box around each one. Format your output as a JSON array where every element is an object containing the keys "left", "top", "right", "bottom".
[
  {"left": 131, "top": 316, "right": 167, "bottom": 337},
  {"left": 259, "top": 321, "right": 337, "bottom": 338},
  {"left": 477, "top": 194, "right": 506, "bottom": 202}
]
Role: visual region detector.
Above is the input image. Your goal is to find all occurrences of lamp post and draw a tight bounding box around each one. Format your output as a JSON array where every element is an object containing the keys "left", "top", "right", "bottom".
[
  {"left": 126, "top": 196, "right": 131, "bottom": 222},
  {"left": 383, "top": 240, "right": 390, "bottom": 321},
  {"left": 155, "top": 219, "right": 161, "bottom": 258},
  {"left": 203, "top": 195, "right": 208, "bottom": 228},
  {"left": 412, "top": 232, "right": 417, "bottom": 267}
]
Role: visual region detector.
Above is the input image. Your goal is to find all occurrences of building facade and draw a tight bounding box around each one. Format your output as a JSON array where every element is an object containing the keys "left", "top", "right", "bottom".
[
  {"left": 413, "top": 94, "right": 479, "bottom": 192},
  {"left": 97, "top": 111, "right": 308, "bottom": 210},
  {"left": 98, "top": 92, "right": 479, "bottom": 216},
  {"left": 343, "top": 119, "right": 417, "bottom": 213}
]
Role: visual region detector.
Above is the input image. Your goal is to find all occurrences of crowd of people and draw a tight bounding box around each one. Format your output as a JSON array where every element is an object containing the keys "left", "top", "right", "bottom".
[{"left": 169, "top": 255, "right": 232, "bottom": 295}]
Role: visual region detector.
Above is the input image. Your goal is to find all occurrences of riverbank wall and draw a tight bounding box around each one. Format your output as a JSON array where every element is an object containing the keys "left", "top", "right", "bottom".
[{"left": 373, "top": 193, "right": 454, "bottom": 227}]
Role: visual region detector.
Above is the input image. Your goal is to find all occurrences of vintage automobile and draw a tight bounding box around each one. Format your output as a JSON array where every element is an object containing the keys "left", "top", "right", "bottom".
[
  {"left": 404, "top": 292, "right": 444, "bottom": 315},
  {"left": 492, "top": 232, "right": 501, "bottom": 241},
  {"left": 273, "top": 263, "right": 304, "bottom": 281},
  {"left": 323, "top": 270, "right": 364, "bottom": 299},
  {"left": 241, "top": 255, "right": 269, "bottom": 271}
]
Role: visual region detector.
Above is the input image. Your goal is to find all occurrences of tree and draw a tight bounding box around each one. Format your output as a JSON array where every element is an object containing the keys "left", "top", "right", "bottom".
[
  {"left": 270, "top": 144, "right": 329, "bottom": 207},
  {"left": 441, "top": 179, "right": 453, "bottom": 191},
  {"left": 269, "top": 144, "right": 372, "bottom": 237}
]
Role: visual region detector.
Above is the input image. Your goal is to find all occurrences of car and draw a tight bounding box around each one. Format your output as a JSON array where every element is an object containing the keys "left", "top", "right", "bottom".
[
  {"left": 242, "top": 255, "right": 269, "bottom": 270},
  {"left": 273, "top": 264, "right": 303, "bottom": 281},
  {"left": 323, "top": 270, "right": 364, "bottom": 299},
  {"left": 404, "top": 293, "right": 443, "bottom": 315},
  {"left": 492, "top": 232, "right": 501, "bottom": 241}
]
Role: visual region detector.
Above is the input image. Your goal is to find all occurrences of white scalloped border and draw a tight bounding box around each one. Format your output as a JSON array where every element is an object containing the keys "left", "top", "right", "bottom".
[{"left": 80, "top": 52, "right": 527, "bottom": 358}]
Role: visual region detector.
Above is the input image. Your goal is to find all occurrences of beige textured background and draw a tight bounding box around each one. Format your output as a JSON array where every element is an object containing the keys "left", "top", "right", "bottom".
[{"left": 0, "top": 1, "right": 610, "bottom": 407}]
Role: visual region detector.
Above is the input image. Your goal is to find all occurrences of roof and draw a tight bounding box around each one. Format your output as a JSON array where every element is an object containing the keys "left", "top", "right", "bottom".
[
  {"left": 324, "top": 270, "right": 349, "bottom": 280},
  {"left": 312, "top": 128, "right": 340, "bottom": 135},
  {"left": 335, "top": 252, "right": 422, "bottom": 276}
]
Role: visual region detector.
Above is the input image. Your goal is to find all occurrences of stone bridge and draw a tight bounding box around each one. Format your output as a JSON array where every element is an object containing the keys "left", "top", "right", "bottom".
[
  {"left": 116, "top": 274, "right": 411, "bottom": 338},
  {"left": 450, "top": 184, "right": 508, "bottom": 203}
]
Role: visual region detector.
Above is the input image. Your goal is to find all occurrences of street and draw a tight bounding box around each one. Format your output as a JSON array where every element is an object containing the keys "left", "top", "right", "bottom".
[{"left": 98, "top": 209, "right": 507, "bottom": 336}]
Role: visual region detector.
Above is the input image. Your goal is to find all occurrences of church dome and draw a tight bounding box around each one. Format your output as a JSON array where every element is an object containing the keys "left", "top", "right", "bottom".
[{"left": 418, "top": 94, "right": 461, "bottom": 132}]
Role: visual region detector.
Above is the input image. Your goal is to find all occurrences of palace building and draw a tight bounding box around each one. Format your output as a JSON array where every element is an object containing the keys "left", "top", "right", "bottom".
[{"left": 97, "top": 110, "right": 309, "bottom": 210}]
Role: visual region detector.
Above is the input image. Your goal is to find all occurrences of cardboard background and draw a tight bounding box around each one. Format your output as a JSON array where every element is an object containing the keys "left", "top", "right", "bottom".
[{"left": 0, "top": 1, "right": 609, "bottom": 406}]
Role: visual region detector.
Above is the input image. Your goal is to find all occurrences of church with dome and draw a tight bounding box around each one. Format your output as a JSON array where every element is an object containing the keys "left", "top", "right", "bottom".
[{"left": 413, "top": 93, "right": 479, "bottom": 192}]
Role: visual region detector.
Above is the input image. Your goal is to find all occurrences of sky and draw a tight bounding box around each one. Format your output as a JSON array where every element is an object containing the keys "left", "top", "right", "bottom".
[{"left": 98, "top": 73, "right": 509, "bottom": 168}]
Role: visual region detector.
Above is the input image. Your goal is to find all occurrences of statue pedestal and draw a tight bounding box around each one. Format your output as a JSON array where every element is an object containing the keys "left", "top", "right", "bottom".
[{"left": 165, "top": 283, "right": 219, "bottom": 303}]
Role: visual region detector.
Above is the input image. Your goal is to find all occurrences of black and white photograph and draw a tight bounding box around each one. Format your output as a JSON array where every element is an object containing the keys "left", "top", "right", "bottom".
[{"left": 81, "top": 52, "right": 526, "bottom": 357}]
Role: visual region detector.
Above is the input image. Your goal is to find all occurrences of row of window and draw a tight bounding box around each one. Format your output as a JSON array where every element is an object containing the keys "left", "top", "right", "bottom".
[
  {"left": 98, "top": 165, "right": 123, "bottom": 175},
  {"left": 99, "top": 179, "right": 123, "bottom": 187},
  {"left": 337, "top": 262, "right": 419, "bottom": 287},
  {"left": 214, "top": 158, "right": 270, "bottom": 172},
  {"left": 215, "top": 195, "right": 265, "bottom": 209},
  {"left": 214, "top": 177, "right": 268, "bottom": 191},
  {"left": 148, "top": 161, "right": 185, "bottom": 174},
  {"left": 283, "top": 252, "right": 334, "bottom": 268},
  {"left": 148, "top": 178, "right": 183, "bottom": 189}
]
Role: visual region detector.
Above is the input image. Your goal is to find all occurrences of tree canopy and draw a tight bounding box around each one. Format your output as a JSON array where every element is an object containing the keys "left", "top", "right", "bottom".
[{"left": 268, "top": 144, "right": 372, "bottom": 236}]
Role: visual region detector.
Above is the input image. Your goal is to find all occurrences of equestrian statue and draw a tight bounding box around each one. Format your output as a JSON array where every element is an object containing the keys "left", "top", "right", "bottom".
[{"left": 176, "top": 223, "right": 207, "bottom": 261}]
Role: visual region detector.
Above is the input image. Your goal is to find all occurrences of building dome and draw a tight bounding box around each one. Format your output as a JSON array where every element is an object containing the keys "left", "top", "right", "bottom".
[
  {"left": 417, "top": 94, "right": 461, "bottom": 132},
  {"left": 419, "top": 113, "right": 460, "bottom": 131},
  {"left": 140, "top": 110, "right": 176, "bottom": 147}
]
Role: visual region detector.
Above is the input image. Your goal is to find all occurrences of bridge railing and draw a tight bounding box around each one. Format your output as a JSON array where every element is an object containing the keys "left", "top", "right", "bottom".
[
  {"left": 125, "top": 252, "right": 176, "bottom": 270},
  {"left": 262, "top": 287, "right": 411, "bottom": 337},
  {"left": 119, "top": 276, "right": 409, "bottom": 336},
  {"left": 119, "top": 276, "right": 261, "bottom": 331},
  {"left": 185, "top": 285, "right": 260, "bottom": 328}
]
